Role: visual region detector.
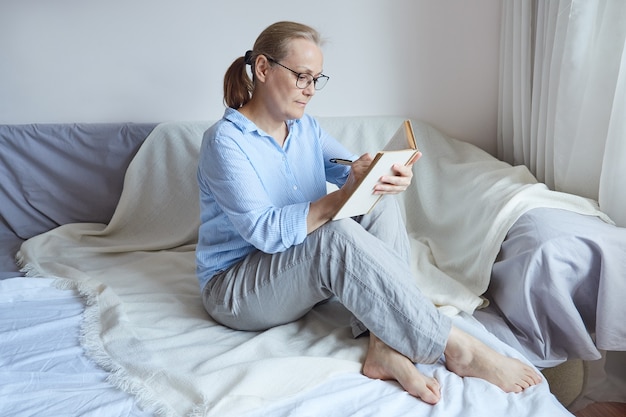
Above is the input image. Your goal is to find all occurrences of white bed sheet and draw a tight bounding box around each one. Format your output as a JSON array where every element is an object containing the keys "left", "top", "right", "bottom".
[
  {"left": 0, "top": 277, "right": 154, "bottom": 417},
  {"left": 0, "top": 277, "right": 574, "bottom": 417}
]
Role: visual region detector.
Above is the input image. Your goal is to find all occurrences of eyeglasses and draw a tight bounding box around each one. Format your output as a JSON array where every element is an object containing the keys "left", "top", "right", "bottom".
[{"left": 268, "top": 58, "right": 329, "bottom": 91}]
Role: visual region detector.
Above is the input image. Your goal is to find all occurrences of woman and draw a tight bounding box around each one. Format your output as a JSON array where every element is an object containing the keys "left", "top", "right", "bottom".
[{"left": 196, "top": 21, "right": 541, "bottom": 404}]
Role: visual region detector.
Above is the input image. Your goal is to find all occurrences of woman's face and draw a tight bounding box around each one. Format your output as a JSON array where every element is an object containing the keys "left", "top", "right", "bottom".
[{"left": 263, "top": 38, "right": 324, "bottom": 121}]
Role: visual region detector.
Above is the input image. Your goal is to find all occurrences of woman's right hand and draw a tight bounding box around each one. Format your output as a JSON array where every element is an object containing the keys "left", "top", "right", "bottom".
[
  {"left": 340, "top": 153, "right": 374, "bottom": 196},
  {"left": 307, "top": 153, "right": 375, "bottom": 233}
]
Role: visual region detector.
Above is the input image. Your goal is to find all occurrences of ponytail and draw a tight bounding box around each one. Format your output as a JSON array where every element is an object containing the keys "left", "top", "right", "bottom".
[{"left": 223, "top": 56, "right": 253, "bottom": 109}]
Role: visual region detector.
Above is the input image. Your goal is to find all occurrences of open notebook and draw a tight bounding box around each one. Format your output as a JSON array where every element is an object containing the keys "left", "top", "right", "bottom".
[{"left": 332, "top": 120, "right": 419, "bottom": 220}]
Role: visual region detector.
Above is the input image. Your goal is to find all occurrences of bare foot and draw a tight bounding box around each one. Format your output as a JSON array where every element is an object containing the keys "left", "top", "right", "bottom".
[
  {"left": 444, "top": 326, "right": 542, "bottom": 392},
  {"left": 362, "top": 333, "right": 441, "bottom": 404}
]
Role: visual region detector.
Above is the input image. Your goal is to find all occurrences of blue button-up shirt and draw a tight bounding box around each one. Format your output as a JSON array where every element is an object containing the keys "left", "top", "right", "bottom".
[{"left": 195, "top": 108, "right": 356, "bottom": 290}]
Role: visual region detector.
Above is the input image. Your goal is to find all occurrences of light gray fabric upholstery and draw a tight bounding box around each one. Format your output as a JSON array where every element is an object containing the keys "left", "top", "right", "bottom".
[{"left": 0, "top": 123, "right": 156, "bottom": 278}]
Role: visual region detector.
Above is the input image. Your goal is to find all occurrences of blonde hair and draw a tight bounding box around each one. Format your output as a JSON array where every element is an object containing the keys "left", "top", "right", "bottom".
[{"left": 223, "top": 21, "right": 324, "bottom": 109}]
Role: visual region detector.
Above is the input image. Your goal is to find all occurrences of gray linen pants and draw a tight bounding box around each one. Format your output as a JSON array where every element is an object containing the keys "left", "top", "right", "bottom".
[{"left": 202, "top": 197, "right": 451, "bottom": 364}]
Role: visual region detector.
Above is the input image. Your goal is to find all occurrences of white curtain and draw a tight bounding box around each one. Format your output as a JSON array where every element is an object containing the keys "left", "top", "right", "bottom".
[{"left": 498, "top": 0, "right": 626, "bottom": 226}]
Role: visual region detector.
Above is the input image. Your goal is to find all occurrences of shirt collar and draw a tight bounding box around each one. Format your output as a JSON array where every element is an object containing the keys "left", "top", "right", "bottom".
[{"left": 223, "top": 107, "right": 301, "bottom": 137}]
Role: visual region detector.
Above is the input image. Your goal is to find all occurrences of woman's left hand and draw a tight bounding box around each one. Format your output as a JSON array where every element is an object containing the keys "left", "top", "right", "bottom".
[{"left": 373, "top": 151, "right": 421, "bottom": 195}]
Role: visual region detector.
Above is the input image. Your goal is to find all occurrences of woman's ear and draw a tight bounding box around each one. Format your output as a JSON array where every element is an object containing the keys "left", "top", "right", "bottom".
[{"left": 254, "top": 55, "right": 271, "bottom": 83}]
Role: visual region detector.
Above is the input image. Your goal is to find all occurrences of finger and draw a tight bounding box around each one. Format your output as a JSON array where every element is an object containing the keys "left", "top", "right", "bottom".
[
  {"left": 373, "top": 181, "right": 409, "bottom": 194},
  {"left": 380, "top": 173, "right": 412, "bottom": 187},
  {"left": 391, "top": 164, "right": 414, "bottom": 178},
  {"left": 407, "top": 151, "right": 422, "bottom": 165}
]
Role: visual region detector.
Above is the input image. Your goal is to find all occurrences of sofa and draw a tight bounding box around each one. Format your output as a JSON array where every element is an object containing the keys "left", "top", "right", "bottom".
[{"left": 1, "top": 116, "right": 619, "bottom": 417}]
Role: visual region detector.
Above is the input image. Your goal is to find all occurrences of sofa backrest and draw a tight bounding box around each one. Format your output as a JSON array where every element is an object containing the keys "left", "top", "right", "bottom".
[{"left": 0, "top": 123, "right": 156, "bottom": 240}]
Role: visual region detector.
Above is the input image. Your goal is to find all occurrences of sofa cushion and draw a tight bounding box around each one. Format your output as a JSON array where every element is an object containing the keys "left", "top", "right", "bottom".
[{"left": 0, "top": 123, "right": 156, "bottom": 241}]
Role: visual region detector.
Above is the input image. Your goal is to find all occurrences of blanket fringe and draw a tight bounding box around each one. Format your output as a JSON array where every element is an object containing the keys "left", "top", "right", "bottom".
[
  {"left": 15, "top": 250, "right": 42, "bottom": 278},
  {"left": 15, "top": 250, "right": 177, "bottom": 417},
  {"left": 188, "top": 403, "right": 209, "bottom": 417}
]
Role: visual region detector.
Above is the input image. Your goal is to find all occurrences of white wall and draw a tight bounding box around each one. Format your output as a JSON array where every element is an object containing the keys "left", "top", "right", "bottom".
[{"left": 0, "top": 0, "right": 501, "bottom": 153}]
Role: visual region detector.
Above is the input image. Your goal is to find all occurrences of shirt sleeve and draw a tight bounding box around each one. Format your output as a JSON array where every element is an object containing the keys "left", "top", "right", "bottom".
[{"left": 317, "top": 123, "right": 357, "bottom": 188}]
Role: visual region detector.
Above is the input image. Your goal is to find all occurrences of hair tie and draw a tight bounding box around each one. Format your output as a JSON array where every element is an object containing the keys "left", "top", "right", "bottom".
[{"left": 244, "top": 50, "right": 253, "bottom": 65}]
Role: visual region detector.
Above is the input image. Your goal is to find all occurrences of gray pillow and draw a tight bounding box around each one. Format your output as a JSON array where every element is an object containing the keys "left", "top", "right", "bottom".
[{"left": 0, "top": 123, "right": 156, "bottom": 241}]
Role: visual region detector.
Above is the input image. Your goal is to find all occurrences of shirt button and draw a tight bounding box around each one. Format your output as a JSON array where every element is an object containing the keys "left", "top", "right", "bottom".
[{"left": 293, "top": 185, "right": 298, "bottom": 190}]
